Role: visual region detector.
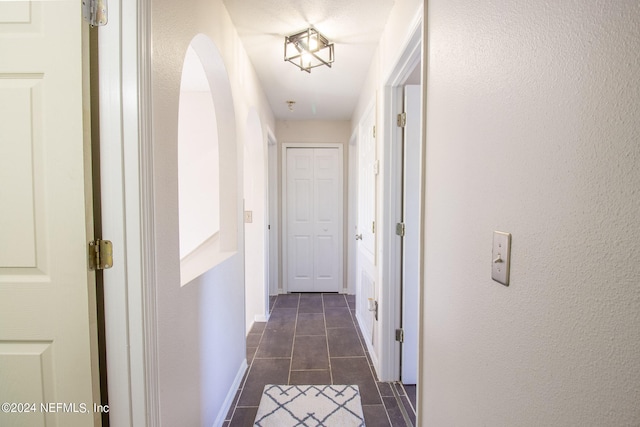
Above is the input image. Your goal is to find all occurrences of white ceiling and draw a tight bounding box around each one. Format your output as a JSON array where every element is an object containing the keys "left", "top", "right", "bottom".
[{"left": 223, "top": 0, "right": 395, "bottom": 121}]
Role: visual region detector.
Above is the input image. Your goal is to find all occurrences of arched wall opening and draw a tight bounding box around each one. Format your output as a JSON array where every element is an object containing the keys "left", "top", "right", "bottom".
[
  {"left": 243, "top": 108, "right": 269, "bottom": 331},
  {"left": 177, "top": 34, "right": 238, "bottom": 286}
]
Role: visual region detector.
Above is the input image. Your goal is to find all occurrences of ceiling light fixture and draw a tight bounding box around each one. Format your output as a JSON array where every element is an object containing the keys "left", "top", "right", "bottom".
[{"left": 284, "top": 27, "right": 334, "bottom": 73}]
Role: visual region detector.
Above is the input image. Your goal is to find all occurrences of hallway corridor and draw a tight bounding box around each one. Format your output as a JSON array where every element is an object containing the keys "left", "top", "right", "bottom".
[{"left": 224, "top": 293, "right": 416, "bottom": 426}]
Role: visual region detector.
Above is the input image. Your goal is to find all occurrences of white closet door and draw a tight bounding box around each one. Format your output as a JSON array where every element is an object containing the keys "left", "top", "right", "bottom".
[
  {"left": 287, "top": 148, "right": 314, "bottom": 291},
  {"left": 286, "top": 147, "right": 343, "bottom": 292}
]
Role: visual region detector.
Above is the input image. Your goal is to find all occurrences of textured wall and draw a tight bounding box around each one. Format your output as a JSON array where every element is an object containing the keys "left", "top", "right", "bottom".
[
  {"left": 151, "top": 0, "right": 274, "bottom": 424},
  {"left": 244, "top": 108, "right": 268, "bottom": 333},
  {"left": 421, "top": 0, "right": 640, "bottom": 425}
]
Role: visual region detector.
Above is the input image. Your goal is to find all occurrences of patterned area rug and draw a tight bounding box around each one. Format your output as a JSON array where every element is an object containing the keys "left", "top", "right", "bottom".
[{"left": 254, "top": 384, "right": 366, "bottom": 427}]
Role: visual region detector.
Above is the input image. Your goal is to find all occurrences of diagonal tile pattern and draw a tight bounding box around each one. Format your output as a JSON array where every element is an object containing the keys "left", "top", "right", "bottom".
[{"left": 224, "top": 293, "right": 416, "bottom": 427}]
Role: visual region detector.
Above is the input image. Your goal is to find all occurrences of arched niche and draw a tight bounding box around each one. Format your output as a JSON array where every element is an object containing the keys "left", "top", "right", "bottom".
[{"left": 178, "top": 34, "right": 238, "bottom": 286}]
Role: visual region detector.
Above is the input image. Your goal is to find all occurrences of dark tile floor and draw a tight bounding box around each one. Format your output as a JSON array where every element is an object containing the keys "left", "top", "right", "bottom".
[{"left": 223, "top": 293, "right": 417, "bottom": 426}]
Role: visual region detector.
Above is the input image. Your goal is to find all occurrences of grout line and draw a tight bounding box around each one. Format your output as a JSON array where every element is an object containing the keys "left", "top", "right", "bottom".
[
  {"left": 253, "top": 356, "right": 292, "bottom": 360},
  {"left": 397, "top": 383, "right": 417, "bottom": 416},
  {"left": 286, "top": 293, "right": 300, "bottom": 385},
  {"left": 390, "top": 381, "right": 414, "bottom": 427},
  {"left": 328, "top": 355, "right": 368, "bottom": 359},
  {"left": 350, "top": 304, "right": 396, "bottom": 425},
  {"left": 289, "top": 368, "right": 330, "bottom": 372},
  {"left": 321, "top": 293, "right": 334, "bottom": 385},
  {"left": 227, "top": 316, "right": 266, "bottom": 423},
  {"left": 233, "top": 293, "right": 403, "bottom": 427}
]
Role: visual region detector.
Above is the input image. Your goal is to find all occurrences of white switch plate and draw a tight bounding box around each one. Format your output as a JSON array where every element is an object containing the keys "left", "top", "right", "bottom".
[
  {"left": 244, "top": 210, "right": 253, "bottom": 223},
  {"left": 492, "top": 231, "right": 511, "bottom": 286}
]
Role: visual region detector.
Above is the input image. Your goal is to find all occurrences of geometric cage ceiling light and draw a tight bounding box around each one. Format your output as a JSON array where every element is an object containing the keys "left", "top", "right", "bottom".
[{"left": 284, "top": 27, "right": 334, "bottom": 73}]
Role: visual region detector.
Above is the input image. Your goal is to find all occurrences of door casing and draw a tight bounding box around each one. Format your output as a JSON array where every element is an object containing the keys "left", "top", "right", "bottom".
[
  {"left": 400, "top": 84, "right": 422, "bottom": 385},
  {"left": 98, "top": 0, "right": 157, "bottom": 424},
  {"left": 379, "top": 9, "right": 423, "bottom": 383},
  {"left": 281, "top": 143, "right": 345, "bottom": 293},
  {"left": 267, "top": 130, "right": 279, "bottom": 297}
]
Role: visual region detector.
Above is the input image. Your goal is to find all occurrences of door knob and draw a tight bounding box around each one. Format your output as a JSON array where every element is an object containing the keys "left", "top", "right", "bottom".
[{"left": 355, "top": 234, "right": 363, "bottom": 240}]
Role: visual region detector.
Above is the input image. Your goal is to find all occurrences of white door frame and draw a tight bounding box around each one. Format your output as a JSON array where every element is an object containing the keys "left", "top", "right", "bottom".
[
  {"left": 347, "top": 130, "right": 359, "bottom": 295},
  {"left": 267, "top": 129, "right": 279, "bottom": 297},
  {"left": 379, "top": 10, "right": 423, "bottom": 382},
  {"left": 281, "top": 143, "right": 345, "bottom": 294},
  {"left": 98, "top": 0, "right": 158, "bottom": 424},
  {"left": 400, "top": 84, "right": 422, "bottom": 384}
]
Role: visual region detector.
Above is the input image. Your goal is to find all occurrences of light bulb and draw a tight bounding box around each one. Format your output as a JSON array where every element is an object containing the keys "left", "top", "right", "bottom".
[
  {"left": 302, "top": 52, "right": 312, "bottom": 68},
  {"left": 308, "top": 36, "right": 318, "bottom": 51}
]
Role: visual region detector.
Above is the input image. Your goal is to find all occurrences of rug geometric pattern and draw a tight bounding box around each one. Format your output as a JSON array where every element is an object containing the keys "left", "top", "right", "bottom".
[{"left": 254, "top": 384, "right": 366, "bottom": 427}]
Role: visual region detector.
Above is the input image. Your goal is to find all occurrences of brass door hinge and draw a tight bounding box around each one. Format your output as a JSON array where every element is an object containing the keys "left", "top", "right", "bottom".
[
  {"left": 369, "top": 299, "right": 379, "bottom": 321},
  {"left": 82, "top": 0, "right": 108, "bottom": 27},
  {"left": 88, "top": 239, "right": 113, "bottom": 270},
  {"left": 397, "top": 112, "right": 406, "bottom": 128}
]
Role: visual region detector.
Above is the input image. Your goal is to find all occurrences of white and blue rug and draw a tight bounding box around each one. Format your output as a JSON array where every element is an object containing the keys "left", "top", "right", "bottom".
[{"left": 254, "top": 384, "right": 366, "bottom": 427}]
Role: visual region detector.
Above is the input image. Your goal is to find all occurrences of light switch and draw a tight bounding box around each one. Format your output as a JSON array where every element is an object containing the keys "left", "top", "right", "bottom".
[
  {"left": 244, "top": 210, "right": 253, "bottom": 223},
  {"left": 492, "top": 231, "right": 511, "bottom": 286}
]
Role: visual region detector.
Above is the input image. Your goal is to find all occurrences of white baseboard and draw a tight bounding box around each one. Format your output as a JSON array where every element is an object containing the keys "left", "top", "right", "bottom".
[
  {"left": 213, "top": 358, "right": 248, "bottom": 427},
  {"left": 254, "top": 312, "right": 270, "bottom": 323},
  {"left": 355, "top": 311, "right": 381, "bottom": 379}
]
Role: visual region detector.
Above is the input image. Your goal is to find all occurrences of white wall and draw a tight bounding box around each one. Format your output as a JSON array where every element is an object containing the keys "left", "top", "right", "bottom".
[
  {"left": 151, "top": 0, "right": 274, "bottom": 424},
  {"left": 244, "top": 108, "right": 269, "bottom": 332},
  {"left": 178, "top": 90, "right": 220, "bottom": 257},
  {"left": 421, "top": 1, "right": 640, "bottom": 425},
  {"left": 275, "top": 120, "right": 351, "bottom": 294},
  {"left": 277, "top": 120, "right": 351, "bottom": 144},
  {"left": 352, "top": 0, "right": 423, "bottom": 125}
]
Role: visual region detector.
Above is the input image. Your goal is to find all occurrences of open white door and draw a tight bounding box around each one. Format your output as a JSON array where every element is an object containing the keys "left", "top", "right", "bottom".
[
  {"left": 0, "top": 1, "right": 100, "bottom": 426},
  {"left": 400, "top": 85, "right": 421, "bottom": 384},
  {"left": 355, "top": 103, "right": 378, "bottom": 347}
]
